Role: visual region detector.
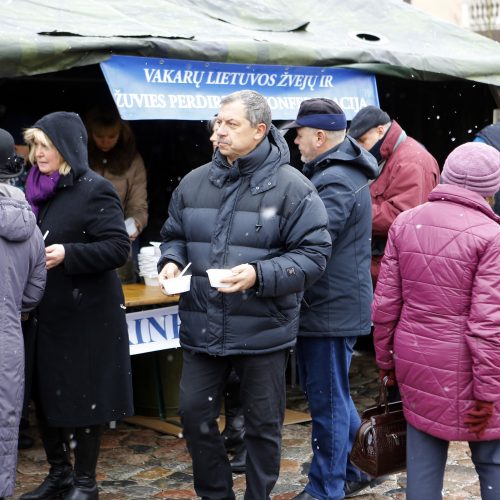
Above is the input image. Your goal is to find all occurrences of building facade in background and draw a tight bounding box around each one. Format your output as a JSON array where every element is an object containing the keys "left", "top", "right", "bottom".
[
  {"left": 464, "top": 0, "right": 500, "bottom": 40},
  {"left": 407, "top": 0, "right": 500, "bottom": 41},
  {"left": 407, "top": 0, "right": 500, "bottom": 122}
]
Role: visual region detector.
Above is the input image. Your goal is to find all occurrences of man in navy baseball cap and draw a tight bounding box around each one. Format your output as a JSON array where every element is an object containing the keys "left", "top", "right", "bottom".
[
  {"left": 287, "top": 98, "right": 382, "bottom": 500},
  {"left": 284, "top": 98, "right": 347, "bottom": 131}
]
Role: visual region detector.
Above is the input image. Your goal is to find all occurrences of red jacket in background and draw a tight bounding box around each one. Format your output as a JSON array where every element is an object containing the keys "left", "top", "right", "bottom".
[
  {"left": 370, "top": 120, "right": 440, "bottom": 283},
  {"left": 372, "top": 184, "right": 500, "bottom": 441}
]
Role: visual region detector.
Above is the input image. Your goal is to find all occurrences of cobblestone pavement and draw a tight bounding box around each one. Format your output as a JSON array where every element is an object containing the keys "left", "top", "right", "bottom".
[{"left": 13, "top": 349, "right": 483, "bottom": 499}]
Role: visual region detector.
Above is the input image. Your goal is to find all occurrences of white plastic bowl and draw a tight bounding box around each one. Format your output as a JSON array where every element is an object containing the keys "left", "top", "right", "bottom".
[
  {"left": 160, "top": 275, "right": 192, "bottom": 295},
  {"left": 206, "top": 268, "right": 233, "bottom": 288}
]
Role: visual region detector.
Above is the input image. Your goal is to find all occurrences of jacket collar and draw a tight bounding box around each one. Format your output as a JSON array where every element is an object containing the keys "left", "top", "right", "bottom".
[
  {"left": 429, "top": 184, "right": 500, "bottom": 223},
  {"left": 57, "top": 170, "right": 76, "bottom": 189},
  {"left": 380, "top": 120, "right": 406, "bottom": 161},
  {"left": 303, "top": 142, "right": 341, "bottom": 178},
  {"left": 303, "top": 136, "right": 379, "bottom": 181},
  {"left": 209, "top": 134, "right": 281, "bottom": 195}
]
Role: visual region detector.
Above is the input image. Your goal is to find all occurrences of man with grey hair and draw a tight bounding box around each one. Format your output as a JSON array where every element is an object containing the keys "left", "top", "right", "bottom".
[
  {"left": 284, "top": 98, "right": 380, "bottom": 499},
  {"left": 158, "top": 90, "right": 331, "bottom": 499}
]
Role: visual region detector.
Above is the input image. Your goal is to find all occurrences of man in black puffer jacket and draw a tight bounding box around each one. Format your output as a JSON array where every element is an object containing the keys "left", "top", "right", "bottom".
[{"left": 158, "top": 90, "right": 331, "bottom": 500}]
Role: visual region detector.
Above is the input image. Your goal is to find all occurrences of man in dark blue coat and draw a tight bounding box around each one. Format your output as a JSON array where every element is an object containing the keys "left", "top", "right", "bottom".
[
  {"left": 474, "top": 122, "right": 500, "bottom": 215},
  {"left": 284, "top": 99, "right": 380, "bottom": 500},
  {"left": 158, "top": 90, "right": 331, "bottom": 499}
]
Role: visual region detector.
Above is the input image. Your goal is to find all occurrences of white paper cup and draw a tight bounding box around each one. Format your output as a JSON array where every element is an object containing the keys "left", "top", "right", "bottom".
[
  {"left": 139, "top": 263, "right": 157, "bottom": 270},
  {"left": 206, "top": 268, "right": 233, "bottom": 288},
  {"left": 125, "top": 217, "right": 137, "bottom": 236},
  {"left": 160, "top": 275, "right": 192, "bottom": 295},
  {"left": 140, "top": 246, "right": 158, "bottom": 256}
]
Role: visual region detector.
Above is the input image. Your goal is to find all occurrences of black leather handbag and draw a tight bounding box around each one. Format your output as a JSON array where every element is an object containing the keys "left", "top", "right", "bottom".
[{"left": 350, "top": 379, "right": 407, "bottom": 477}]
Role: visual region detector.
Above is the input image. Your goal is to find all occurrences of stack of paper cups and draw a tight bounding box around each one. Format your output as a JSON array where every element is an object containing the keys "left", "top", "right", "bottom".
[{"left": 138, "top": 245, "right": 160, "bottom": 286}]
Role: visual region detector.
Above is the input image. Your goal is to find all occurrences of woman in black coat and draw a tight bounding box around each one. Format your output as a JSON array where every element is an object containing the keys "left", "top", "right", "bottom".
[{"left": 21, "top": 112, "right": 134, "bottom": 500}]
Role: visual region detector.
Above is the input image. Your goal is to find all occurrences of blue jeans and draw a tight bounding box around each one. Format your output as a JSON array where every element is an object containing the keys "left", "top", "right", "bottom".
[
  {"left": 407, "top": 423, "right": 500, "bottom": 500},
  {"left": 297, "top": 336, "right": 366, "bottom": 500}
]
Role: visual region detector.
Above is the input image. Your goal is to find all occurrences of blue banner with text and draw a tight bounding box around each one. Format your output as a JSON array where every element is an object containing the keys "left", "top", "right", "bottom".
[{"left": 101, "top": 55, "right": 378, "bottom": 121}]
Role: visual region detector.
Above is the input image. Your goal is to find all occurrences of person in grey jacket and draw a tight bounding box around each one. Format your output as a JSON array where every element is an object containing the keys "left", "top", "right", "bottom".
[
  {"left": 284, "top": 99, "right": 380, "bottom": 500},
  {"left": 0, "top": 128, "right": 46, "bottom": 500},
  {"left": 158, "top": 90, "right": 331, "bottom": 500}
]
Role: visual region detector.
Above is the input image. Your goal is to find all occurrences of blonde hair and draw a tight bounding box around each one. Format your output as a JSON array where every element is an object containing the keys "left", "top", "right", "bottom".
[{"left": 23, "top": 127, "right": 71, "bottom": 175}]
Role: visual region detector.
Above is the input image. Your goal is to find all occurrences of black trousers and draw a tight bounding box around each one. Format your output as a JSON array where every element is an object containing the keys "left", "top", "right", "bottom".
[{"left": 179, "top": 349, "right": 289, "bottom": 500}]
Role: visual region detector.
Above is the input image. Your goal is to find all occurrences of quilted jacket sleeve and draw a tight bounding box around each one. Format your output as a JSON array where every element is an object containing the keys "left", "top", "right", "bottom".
[
  {"left": 22, "top": 227, "right": 47, "bottom": 312},
  {"left": 256, "top": 190, "right": 331, "bottom": 298},
  {"left": 372, "top": 220, "right": 404, "bottom": 370},
  {"left": 465, "top": 232, "right": 500, "bottom": 403},
  {"left": 158, "top": 186, "right": 188, "bottom": 271}
]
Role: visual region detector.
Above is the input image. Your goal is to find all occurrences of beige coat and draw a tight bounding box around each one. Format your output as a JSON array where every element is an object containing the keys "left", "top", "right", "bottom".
[{"left": 93, "top": 153, "right": 148, "bottom": 232}]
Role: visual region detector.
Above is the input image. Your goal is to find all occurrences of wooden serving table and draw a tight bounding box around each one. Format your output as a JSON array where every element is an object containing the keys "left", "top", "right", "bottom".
[
  {"left": 123, "top": 282, "right": 179, "bottom": 308},
  {"left": 121, "top": 283, "right": 310, "bottom": 436}
]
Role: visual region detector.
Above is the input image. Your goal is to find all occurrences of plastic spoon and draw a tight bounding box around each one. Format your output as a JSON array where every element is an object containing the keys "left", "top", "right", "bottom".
[{"left": 178, "top": 262, "right": 192, "bottom": 277}]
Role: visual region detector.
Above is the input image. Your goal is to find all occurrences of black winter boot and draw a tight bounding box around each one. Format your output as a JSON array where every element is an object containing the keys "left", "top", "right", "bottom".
[
  {"left": 20, "top": 421, "right": 73, "bottom": 500},
  {"left": 19, "top": 467, "right": 73, "bottom": 500},
  {"left": 221, "top": 371, "right": 245, "bottom": 451},
  {"left": 63, "top": 483, "right": 98, "bottom": 500},
  {"left": 18, "top": 433, "right": 35, "bottom": 449},
  {"left": 229, "top": 443, "right": 247, "bottom": 473},
  {"left": 63, "top": 425, "right": 102, "bottom": 500},
  {"left": 222, "top": 407, "right": 245, "bottom": 450}
]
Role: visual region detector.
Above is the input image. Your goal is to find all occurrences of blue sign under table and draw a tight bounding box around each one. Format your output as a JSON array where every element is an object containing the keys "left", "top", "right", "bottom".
[{"left": 123, "top": 284, "right": 183, "bottom": 434}]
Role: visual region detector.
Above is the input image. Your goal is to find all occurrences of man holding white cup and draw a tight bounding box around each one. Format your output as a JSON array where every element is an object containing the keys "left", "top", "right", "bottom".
[{"left": 158, "top": 90, "right": 331, "bottom": 500}]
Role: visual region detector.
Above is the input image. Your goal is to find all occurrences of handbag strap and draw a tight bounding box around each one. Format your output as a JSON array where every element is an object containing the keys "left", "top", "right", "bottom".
[{"left": 377, "top": 377, "right": 390, "bottom": 414}]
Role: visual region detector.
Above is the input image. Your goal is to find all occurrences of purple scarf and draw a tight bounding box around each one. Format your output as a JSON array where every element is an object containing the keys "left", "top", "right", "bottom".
[{"left": 25, "top": 165, "right": 61, "bottom": 217}]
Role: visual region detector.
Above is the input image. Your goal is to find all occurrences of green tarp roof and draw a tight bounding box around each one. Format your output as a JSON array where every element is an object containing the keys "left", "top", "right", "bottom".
[{"left": 3, "top": 0, "right": 500, "bottom": 85}]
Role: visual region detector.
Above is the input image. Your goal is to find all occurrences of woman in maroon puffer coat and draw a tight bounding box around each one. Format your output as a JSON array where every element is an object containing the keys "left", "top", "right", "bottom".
[{"left": 372, "top": 142, "right": 500, "bottom": 500}]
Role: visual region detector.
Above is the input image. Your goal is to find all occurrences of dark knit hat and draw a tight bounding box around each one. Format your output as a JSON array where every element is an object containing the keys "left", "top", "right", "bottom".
[
  {"left": 0, "top": 128, "right": 25, "bottom": 180},
  {"left": 348, "top": 106, "right": 391, "bottom": 139},
  {"left": 442, "top": 142, "right": 500, "bottom": 198},
  {"left": 283, "top": 98, "right": 347, "bottom": 131}
]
